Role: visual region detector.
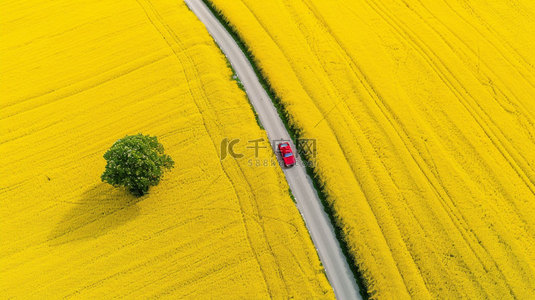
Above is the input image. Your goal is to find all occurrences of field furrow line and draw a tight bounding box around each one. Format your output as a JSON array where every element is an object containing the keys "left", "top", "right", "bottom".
[
  {"left": 288, "top": 1, "right": 449, "bottom": 295},
  {"left": 373, "top": 0, "right": 535, "bottom": 195},
  {"left": 134, "top": 0, "right": 274, "bottom": 295},
  {"left": 360, "top": 0, "right": 535, "bottom": 293},
  {"left": 137, "top": 1, "right": 302, "bottom": 296},
  {"left": 307, "top": 0, "right": 520, "bottom": 295},
  {"left": 440, "top": 0, "right": 535, "bottom": 76}
]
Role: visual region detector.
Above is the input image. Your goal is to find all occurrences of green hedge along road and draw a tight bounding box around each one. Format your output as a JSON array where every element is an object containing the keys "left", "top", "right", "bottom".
[{"left": 185, "top": 0, "right": 361, "bottom": 298}]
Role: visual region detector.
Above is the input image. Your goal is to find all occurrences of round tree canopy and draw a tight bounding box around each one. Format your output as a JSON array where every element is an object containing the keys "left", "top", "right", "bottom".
[{"left": 101, "top": 134, "right": 174, "bottom": 196}]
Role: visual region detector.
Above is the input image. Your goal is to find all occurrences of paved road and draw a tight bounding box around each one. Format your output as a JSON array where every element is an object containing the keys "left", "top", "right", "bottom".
[{"left": 185, "top": 0, "right": 361, "bottom": 299}]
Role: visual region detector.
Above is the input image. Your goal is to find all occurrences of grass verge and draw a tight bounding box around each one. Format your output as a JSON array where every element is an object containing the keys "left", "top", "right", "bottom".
[{"left": 226, "top": 61, "right": 263, "bottom": 129}]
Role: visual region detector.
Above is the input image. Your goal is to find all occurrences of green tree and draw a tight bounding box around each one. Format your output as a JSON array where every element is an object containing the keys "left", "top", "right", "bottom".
[{"left": 101, "top": 134, "right": 174, "bottom": 196}]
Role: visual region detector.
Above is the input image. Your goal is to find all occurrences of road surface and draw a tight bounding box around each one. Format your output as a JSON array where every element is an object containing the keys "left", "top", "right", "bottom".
[{"left": 184, "top": 0, "right": 361, "bottom": 299}]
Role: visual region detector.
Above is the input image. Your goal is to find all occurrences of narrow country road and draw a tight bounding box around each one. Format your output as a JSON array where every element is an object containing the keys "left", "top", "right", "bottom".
[{"left": 184, "top": 0, "right": 361, "bottom": 299}]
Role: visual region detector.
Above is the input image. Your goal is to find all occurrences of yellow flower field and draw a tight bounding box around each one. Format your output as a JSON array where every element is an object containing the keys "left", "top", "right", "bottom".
[
  {"left": 0, "top": 0, "right": 333, "bottom": 298},
  {"left": 207, "top": 0, "right": 535, "bottom": 298}
]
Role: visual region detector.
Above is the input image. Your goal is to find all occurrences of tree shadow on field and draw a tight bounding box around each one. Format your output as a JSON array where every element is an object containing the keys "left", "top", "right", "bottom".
[{"left": 49, "top": 183, "right": 141, "bottom": 246}]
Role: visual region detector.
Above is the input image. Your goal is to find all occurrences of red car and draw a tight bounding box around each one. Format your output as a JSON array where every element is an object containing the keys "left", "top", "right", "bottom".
[{"left": 278, "top": 142, "right": 296, "bottom": 167}]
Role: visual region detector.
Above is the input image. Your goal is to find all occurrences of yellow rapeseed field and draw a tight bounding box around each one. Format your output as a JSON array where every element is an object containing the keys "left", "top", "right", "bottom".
[
  {"left": 207, "top": 0, "right": 535, "bottom": 298},
  {"left": 0, "top": 0, "right": 333, "bottom": 298}
]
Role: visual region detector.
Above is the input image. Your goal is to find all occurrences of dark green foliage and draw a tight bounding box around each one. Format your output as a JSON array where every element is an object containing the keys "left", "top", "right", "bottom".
[{"left": 101, "top": 134, "right": 174, "bottom": 197}]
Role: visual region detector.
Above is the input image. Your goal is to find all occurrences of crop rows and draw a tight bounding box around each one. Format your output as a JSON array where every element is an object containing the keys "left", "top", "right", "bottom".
[{"left": 207, "top": 0, "right": 535, "bottom": 298}]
